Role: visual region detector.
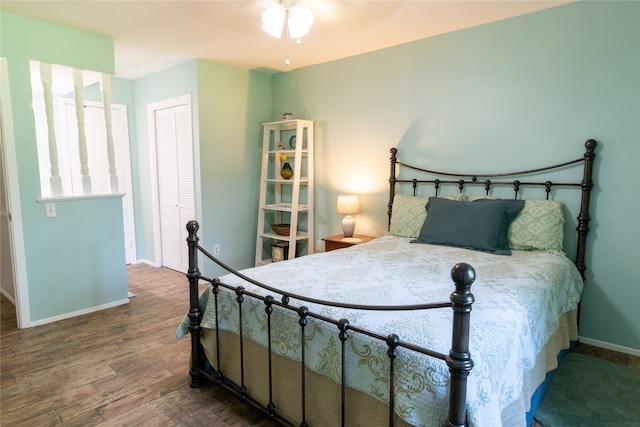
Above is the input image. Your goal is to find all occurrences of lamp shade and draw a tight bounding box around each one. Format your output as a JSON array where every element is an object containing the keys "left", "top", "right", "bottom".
[
  {"left": 288, "top": 5, "right": 314, "bottom": 39},
  {"left": 261, "top": 4, "right": 286, "bottom": 38},
  {"left": 336, "top": 195, "right": 360, "bottom": 215},
  {"left": 262, "top": 2, "right": 314, "bottom": 40}
]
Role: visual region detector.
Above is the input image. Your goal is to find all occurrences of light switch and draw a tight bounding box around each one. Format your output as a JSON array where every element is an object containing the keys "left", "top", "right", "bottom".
[{"left": 45, "top": 203, "right": 56, "bottom": 217}]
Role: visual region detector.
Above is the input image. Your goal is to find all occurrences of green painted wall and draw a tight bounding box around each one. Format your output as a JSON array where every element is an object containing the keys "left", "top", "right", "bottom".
[
  {"left": 0, "top": 12, "right": 127, "bottom": 322},
  {"left": 132, "top": 59, "right": 271, "bottom": 274},
  {"left": 195, "top": 59, "right": 271, "bottom": 274},
  {"left": 3, "top": 2, "right": 637, "bottom": 352},
  {"left": 271, "top": 1, "right": 639, "bottom": 351},
  {"left": 132, "top": 59, "right": 199, "bottom": 265}
]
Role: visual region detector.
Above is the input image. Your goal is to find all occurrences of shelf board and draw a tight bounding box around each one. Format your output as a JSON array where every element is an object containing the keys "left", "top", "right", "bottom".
[
  {"left": 261, "top": 203, "right": 309, "bottom": 212},
  {"left": 265, "top": 178, "right": 309, "bottom": 183},
  {"left": 260, "top": 231, "right": 309, "bottom": 240},
  {"left": 262, "top": 119, "right": 312, "bottom": 129},
  {"left": 268, "top": 150, "right": 309, "bottom": 155}
]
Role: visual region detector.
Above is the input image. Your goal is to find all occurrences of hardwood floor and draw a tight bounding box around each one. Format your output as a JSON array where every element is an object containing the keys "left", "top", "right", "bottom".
[
  {"left": 0, "top": 263, "right": 276, "bottom": 426},
  {"left": 571, "top": 340, "right": 640, "bottom": 369},
  {"left": 2, "top": 263, "right": 637, "bottom": 426}
]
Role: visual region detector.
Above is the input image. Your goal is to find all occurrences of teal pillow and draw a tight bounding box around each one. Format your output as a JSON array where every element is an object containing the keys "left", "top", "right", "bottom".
[
  {"left": 389, "top": 193, "right": 468, "bottom": 238},
  {"left": 412, "top": 198, "right": 525, "bottom": 255}
]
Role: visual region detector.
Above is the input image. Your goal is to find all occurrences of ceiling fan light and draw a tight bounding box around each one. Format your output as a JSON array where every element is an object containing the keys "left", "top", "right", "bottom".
[
  {"left": 262, "top": 4, "right": 286, "bottom": 38},
  {"left": 288, "top": 5, "right": 314, "bottom": 39}
]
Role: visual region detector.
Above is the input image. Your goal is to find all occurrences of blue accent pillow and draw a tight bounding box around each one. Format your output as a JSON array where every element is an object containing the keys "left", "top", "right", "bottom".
[{"left": 412, "top": 197, "right": 525, "bottom": 255}]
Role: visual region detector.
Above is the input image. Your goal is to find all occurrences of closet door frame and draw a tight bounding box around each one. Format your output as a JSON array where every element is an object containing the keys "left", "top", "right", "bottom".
[{"left": 147, "top": 94, "right": 200, "bottom": 271}]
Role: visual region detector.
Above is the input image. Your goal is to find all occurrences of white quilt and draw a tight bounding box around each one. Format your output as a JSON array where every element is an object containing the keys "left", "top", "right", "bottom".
[{"left": 177, "top": 235, "right": 583, "bottom": 427}]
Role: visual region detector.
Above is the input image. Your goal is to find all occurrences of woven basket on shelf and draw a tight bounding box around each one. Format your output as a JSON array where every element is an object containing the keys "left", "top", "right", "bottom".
[{"left": 271, "top": 224, "right": 291, "bottom": 236}]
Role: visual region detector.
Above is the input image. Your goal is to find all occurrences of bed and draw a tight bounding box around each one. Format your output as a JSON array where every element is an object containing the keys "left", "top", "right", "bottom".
[{"left": 177, "top": 139, "right": 597, "bottom": 427}]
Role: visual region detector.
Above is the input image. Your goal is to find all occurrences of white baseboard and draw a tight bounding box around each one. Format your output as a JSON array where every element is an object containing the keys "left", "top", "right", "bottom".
[
  {"left": 578, "top": 336, "right": 640, "bottom": 357},
  {"left": 28, "top": 298, "right": 130, "bottom": 328},
  {"left": 0, "top": 287, "right": 16, "bottom": 305}
]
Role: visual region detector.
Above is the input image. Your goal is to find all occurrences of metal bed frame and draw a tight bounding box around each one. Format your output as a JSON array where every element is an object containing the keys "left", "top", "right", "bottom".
[{"left": 185, "top": 139, "right": 596, "bottom": 427}]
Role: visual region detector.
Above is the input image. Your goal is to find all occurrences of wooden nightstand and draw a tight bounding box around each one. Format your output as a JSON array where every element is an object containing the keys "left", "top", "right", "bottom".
[{"left": 322, "top": 234, "right": 376, "bottom": 252}]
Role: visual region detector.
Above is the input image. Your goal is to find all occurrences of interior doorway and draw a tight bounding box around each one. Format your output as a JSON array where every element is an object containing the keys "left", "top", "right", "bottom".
[
  {"left": 0, "top": 57, "right": 30, "bottom": 328},
  {"left": 0, "top": 114, "right": 16, "bottom": 305},
  {"left": 148, "top": 95, "right": 195, "bottom": 273}
]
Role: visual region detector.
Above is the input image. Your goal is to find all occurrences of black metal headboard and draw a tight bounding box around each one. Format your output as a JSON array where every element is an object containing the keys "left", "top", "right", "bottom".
[{"left": 388, "top": 139, "right": 597, "bottom": 279}]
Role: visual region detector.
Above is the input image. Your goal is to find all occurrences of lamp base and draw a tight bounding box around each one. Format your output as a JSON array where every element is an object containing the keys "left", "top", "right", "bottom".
[{"left": 341, "top": 215, "right": 356, "bottom": 238}]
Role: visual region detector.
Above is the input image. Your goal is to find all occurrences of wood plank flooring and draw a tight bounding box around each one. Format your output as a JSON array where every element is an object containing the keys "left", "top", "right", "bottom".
[
  {"left": 1, "top": 263, "right": 276, "bottom": 426},
  {"left": 572, "top": 340, "right": 640, "bottom": 369},
  {"left": 2, "top": 263, "right": 637, "bottom": 426}
]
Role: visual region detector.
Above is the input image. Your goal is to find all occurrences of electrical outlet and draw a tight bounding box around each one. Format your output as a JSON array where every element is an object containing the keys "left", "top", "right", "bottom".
[
  {"left": 213, "top": 244, "right": 220, "bottom": 256},
  {"left": 45, "top": 203, "right": 56, "bottom": 218}
]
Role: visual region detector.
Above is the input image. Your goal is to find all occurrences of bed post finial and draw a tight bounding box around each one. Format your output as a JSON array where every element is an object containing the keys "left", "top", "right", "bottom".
[
  {"left": 447, "top": 263, "right": 475, "bottom": 427},
  {"left": 186, "top": 220, "right": 204, "bottom": 388},
  {"left": 575, "top": 139, "right": 597, "bottom": 279}
]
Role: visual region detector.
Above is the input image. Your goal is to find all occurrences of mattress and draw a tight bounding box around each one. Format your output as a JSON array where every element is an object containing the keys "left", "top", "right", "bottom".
[{"left": 177, "top": 235, "right": 583, "bottom": 426}]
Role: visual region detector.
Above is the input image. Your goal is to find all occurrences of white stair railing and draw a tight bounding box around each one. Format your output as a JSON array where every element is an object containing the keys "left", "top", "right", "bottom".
[
  {"left": 73, "top": 68, "right": 92, "bottom": 195},
  {"left": 100, "top": 73, "right": 119, "bottom": 193},
  {"left": 39, "top": 62, "right": 63, "bottom": 197}
]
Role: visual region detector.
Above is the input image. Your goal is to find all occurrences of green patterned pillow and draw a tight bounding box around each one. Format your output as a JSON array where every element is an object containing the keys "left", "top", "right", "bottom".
[
  {"left": 508, "top": 200, "right": 564, "bottom": 252},
  {"left": 389, "top": 193, "right": 467, "bottom": 238},
  {"left": 445, "top": 193, "right": 467, "bottom": 202},
  {"left": 389, "top": 195, "right": 429, "bottom": 238}
]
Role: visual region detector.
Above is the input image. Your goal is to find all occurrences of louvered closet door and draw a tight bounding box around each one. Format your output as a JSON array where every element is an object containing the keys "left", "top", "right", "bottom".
[{"left": 155, "top": 104, "right": 194, "bottom": 272}]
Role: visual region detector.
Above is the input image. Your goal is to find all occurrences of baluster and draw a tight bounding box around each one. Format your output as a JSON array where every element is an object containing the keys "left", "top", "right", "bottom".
[
  {"left": 265, "top": 295, "right": 276, "bottom": 418},
  {"left": 484, "top": 180, "right": 491, "bottom": 195},
  {"left": 386, "top": 334, "right": 399, "bottom": 427},
  {"left": 338, "top": 318, "right": 350, "bottom": 427},
  {"left": 576, "top": 139, "right": 597, "bottom": 279},
  {"left": 545, "top": 181, "right": 552, "bottom": 200},
  {"left": 100, "top": 73, "right": 119, "bottom": 193},
  {"left": 186, "top": 220, "right": 203, "bottom": 388},
  {"left": 73, "top": 68, "right": 91, "bottom": 194},
  {"left": 236, "top": 286, "right": 247, "bottom": 401},
  {"left": 39, "top": 62, "right": 63, "bottom": 196},
  {"left": 298, "top": 306, "right": 309, "bottom": 427},
  {"left": 211, "top": 278, "right": 222, "bottom": 384},
  {"left": 446, "top": 263, "right": 475, "bottom": 427},
  {"left": 434, "top": 179, "right": 440, "bottom": 197},
  {"left": 388, "top": 148, "right": 398, "bottom": 231},
  {"left": 513, "top": 180, "right": 521, "bottom": 200}
]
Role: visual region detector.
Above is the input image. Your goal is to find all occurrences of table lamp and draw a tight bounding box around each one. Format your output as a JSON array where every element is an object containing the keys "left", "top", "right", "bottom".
[{"left": 336, "top": 195, "right": 361, "bottom": 242}]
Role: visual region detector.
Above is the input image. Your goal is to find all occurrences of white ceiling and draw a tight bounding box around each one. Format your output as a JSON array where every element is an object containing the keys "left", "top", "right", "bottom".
[{"left": 1, "top": 0, "right": 570, "bottom": 80}]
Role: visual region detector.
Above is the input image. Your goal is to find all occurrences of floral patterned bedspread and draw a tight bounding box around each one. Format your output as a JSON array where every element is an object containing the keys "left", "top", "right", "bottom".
[{"left": 177, "top": 235, "right": 583, "bottom": 427}]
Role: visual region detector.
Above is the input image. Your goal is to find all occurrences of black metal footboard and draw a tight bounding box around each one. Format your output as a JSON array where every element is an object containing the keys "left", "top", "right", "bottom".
[{"left": 186, "top": 220, "right": 475, "bottom": 427}]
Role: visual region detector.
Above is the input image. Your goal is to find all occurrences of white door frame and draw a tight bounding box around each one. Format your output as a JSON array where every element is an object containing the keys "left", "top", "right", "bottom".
[
  {"left": 0, "top": 57, "right": 31, "bottom": 328},
  {"left": 147, "top": 94, "right": 200, "bottom": 268}
]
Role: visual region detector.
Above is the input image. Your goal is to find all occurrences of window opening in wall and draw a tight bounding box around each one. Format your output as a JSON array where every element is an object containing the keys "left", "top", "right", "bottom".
[{"left": 29, "top": 60, "right": 120, "bottom": 198}]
